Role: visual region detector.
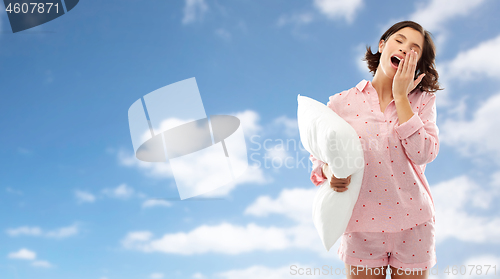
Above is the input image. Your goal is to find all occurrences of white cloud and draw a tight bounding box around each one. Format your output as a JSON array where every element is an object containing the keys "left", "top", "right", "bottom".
[
  {"left": 442, "top": 34, "right": 500, "bottom": 81},
  {"left": 379, "top": 0, "right": 488, "bottom": 53},
  {"left": 45, "top": 224, "right": 79, "bottom": 239},
  {"left": 491, "top": 171, "right": 500, "bottom": 186},
  {"left": 119, "top": 150, "right": 268, "bottom": 200},
  {"left": 121, "top": 231, "right": 153, "bottom": 251},
  {"left": 102, "top": 184, "right": 135, "bottom": 200},
  {"left": 123, "top": 174, "right": 500, "bottom": 257},
  {"left": 409, "top": 0, "right": 486, "bottom": 33},
  {"left": 215, "top": 28, "right": 231, "bottom": 41},
  {"left": 196, "top": 164, "right": 270, "bottom": 198},
  {"left": 164, "top": 146, "right": 243, "bottom": 199},
  {"left": 6, "top": 224, "right": 79, "bottom": 239},
  {"left": 119, "top": 109, "right": 268, "bottom": 198},
  {"left": 122, "top": 222, "right": 291, "bottom": 255},
  {"left": 7, "top": 248, "right": 53, "bottom": 269},
  {"left": 32, "top": 260, "right": 53, "bottom": 268},
  {"left": 440, "top": 92, "right": 500, "bottom": 161},
  {"left": 118, "top": 149, "right": 173, "bottom": 179},
  {"left": 113, "top": 164, "right": 496, "bottom": 265},
  {"left": 266, "top": 148, "right": 289, "bottom": 160},
  {"left": 461, "top": 255, "right": 500, "bottom": 279},
  {"left": 313, "top": 0, "right": 363, "bottom": 23},
  {"left": 231, "top": 109, "right": 262, "bottom": 138},
  {"left": 6, "top": 187, "right": 23, "bottom": 195},
  {"left": 243, "top": 188, "right": 330, "bottom": 255},
  {"left": 276, "top": 12, "right": 314, "bottom": 27},
  {"left": 275, "top": 12, "right": 315, "bottom": 40},
  {"left": 265, "top": 145, "right": 292, "bottom": 171},
  {"left": 75, "top": 190, "right": 96, "bottom": 203},
  {"left": 150, "top": 273, "right": 164, "bottom": 279},
  {"left": 272, "top": 116, "right": 298, "bottom": 137},
  {"left": 436, "top": 35, "right": 500, "bottom": 108},
  {"left": 244, "top": 188, "right": 316, "bottom": 224},
  {"left": 122, "top": 187, "right": 335, "bottom": 257},
  {"left": 182, "top": 0, "right": 208, "bottom": 25},
  {"left": 192, "top": 272, "right": 206, "bottom": 279},
  {"left": 442, "top": 94, "right": 468, "bottom": 119},
  {"left": 354, "top": 43, "right": 374, "bottom": 80},
  {"left": 8, "top": 248, "right": 36, "bottom": 260},
  {"left": 142, "top": 199, "right": 172, "bottom": 208},
  {"left": 431, "top": 175, "right": 500, "bottom": 244},
  {"left": 6, "top": 226, "right": 42, "bottom": 237}
]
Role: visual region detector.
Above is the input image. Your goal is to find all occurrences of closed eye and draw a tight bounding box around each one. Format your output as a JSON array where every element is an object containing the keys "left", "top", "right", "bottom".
[{"left": 396, "top": 40, "right": 402, "bottom": 43}]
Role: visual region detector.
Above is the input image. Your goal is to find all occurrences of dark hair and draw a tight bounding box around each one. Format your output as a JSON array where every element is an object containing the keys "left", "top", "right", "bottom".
[{"left": 364, "top": 21, "right": 443, "bottom": 93}]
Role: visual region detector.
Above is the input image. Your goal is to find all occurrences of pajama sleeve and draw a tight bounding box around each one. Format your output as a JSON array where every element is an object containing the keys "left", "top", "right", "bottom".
[
  {"left": 326, "top": 91, "right": 342, "bottom": 112},
  {"left": 394, "top": 92, "right": 439, "bottom": 166},
  {"left": 310, "top": 154, "right": 327, "bottom": 186}
]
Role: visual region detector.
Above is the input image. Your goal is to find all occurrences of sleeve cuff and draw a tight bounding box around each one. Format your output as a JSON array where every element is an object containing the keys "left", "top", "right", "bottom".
[
  {"left": 394, "top": 112, "right": 424, "bottom": 140},
  {"left": 310, "top": 160, "right": 326, "bottom": 186}
]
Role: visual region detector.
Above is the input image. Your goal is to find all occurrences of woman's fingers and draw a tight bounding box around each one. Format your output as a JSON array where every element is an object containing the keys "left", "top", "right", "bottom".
[
  {"left": 331, "top": 178, "right": 349, "bottom": 187},
  {"left": 330, "top": 179, "right": 350, "bottom": 187},
  {"left": 410, "top": 50, "right": 418, "bottom": 76},
  {"left": 413, "top": 73, "right": 425, "bottom": 88},
  {"left": 328, "top": 173, "right": 347, "bottom": 190},
  {"left": 330, "top": 182, "right": 348, "bottom": 188},
  {"left": 405, "top": 51, "right": 414, "bottom": 75},
  {"left": 330, "top": 174, "right": 351, "bottom": 192},
  {"left": 394, "top": 50, "right": 420, "bottom": 96},
  {"left": 402, "top": 50, "right": 417, "bottom": 77},
  {"left": 334, "top": 188, "right": 347, "bottom": 192},
  {"left": 401, "top": 51, "right": 409, "bottom": 75},
  {"left": 397, "top": 55, "right": 404, "bottom": 76}
]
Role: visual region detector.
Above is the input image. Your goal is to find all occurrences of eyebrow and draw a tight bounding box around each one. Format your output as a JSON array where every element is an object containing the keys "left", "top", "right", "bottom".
[{"left": 395, "top": 33, "right": 422, "bottom": 51}]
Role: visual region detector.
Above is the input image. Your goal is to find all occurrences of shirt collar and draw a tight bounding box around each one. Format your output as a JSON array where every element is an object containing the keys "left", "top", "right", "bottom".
[
  {"left": 356, "top": 80, "right": 369, "bottom": 92},
  {"left": 355, "top": 79, "right": 419, "bottom": 95}
]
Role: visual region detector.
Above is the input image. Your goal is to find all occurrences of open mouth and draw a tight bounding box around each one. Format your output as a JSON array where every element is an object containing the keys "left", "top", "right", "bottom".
[{"left": 391, "top": 55, "right": 402, "bottom": 68}]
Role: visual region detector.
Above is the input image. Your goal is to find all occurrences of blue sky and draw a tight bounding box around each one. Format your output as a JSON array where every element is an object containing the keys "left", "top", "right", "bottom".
[{"left": 1, "top": 0, "right": 500, "bottom": 278}]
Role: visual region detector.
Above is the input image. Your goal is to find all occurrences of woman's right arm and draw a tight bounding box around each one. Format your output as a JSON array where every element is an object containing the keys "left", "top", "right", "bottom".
[{"left": 310, "top": 155, "right": 352, "bottom": 191}]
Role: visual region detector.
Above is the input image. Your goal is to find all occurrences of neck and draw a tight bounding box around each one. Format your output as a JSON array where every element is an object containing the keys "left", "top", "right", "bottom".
[{"left": 371, "top": 70, "right": 394, "bottom": 102}]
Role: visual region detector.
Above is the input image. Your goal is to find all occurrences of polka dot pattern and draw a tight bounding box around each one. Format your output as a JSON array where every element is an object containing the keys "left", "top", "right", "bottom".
[
  {"left": 309, "top": 79, "right": 438, "bottom": 233},
  {"left": 338, "top": 218, "right": 436, "bottom": 270}
]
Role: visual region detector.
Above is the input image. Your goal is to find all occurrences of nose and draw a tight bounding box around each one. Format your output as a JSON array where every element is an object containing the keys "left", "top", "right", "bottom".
[{"left": 399, "top": 49, "right": 407, "bottom": 55}]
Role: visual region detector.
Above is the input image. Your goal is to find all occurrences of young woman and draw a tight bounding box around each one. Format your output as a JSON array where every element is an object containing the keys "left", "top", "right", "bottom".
[{"left": 309, "top": 21, "right": 442, "bottom": 279}]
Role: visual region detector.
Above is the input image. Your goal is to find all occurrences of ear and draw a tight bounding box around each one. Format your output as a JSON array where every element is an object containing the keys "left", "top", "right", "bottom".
[{"left": 378, "top": 40, "right": 385, "bottom": 53}]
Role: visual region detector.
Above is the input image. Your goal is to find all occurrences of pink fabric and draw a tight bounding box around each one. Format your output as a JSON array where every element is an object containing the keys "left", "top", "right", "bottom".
[
  {"left": 309, "top": 80, "right": 439, "bottom": 233},
  {"left": 338, "top": 217, "right": 436, "bottom": 270}
]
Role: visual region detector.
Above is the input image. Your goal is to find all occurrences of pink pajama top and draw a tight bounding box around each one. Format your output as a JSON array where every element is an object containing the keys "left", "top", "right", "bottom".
[{"left": 310, "top": 80, "right": 439, "bottom": 233}]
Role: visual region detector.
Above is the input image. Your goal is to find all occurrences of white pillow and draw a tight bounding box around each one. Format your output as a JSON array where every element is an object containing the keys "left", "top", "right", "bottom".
[{"left": 297, "top": 94, "right": 365, "bottom": 251}]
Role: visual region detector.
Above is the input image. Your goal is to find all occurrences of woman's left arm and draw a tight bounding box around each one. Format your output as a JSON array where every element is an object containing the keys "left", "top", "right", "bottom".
[{"left": 393, "top": 92, "right": 439, "bottom": 165}]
